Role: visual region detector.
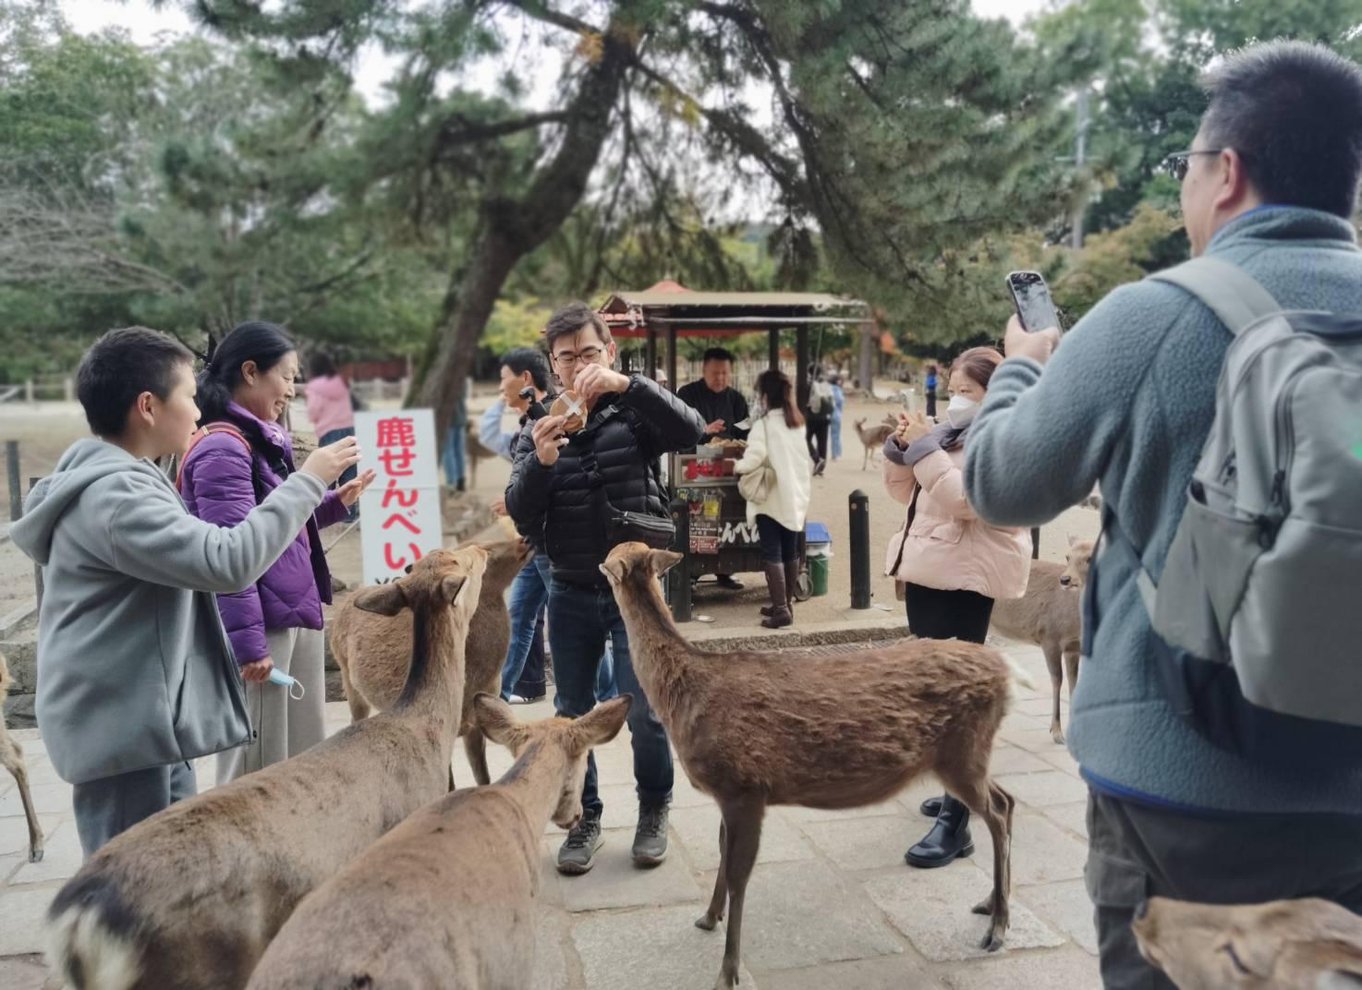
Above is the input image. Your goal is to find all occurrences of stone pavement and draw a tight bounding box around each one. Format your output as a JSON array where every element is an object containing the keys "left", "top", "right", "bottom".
[{"left": 0, "top": 638, "right": 1101, "bottom": 990}]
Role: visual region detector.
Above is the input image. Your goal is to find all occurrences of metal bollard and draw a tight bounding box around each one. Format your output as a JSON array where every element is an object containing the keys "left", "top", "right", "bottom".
[
  {"left": 6, "top": 441, "right": 20, "bottom": 521},
  {"left": 849, "top": 489, "right": 871, "bottom": 609},
  {"left": 669, "top": 497, "right": 692, "bottom": 623}
]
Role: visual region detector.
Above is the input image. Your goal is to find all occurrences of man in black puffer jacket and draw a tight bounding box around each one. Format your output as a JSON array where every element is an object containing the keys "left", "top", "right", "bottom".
[{"left": 506, "top": 302, "right": 704, "bottom": 877}]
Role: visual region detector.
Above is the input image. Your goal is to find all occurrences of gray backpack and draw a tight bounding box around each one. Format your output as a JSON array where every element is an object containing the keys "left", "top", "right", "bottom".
[{"left": 1114, "top": 256, "right": 1362, "bottom": 768}]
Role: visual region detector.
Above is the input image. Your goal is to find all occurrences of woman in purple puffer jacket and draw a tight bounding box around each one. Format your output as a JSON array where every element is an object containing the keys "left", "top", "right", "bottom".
[{"left": 181, "top": 322, "right": 374, "bottom": 782}]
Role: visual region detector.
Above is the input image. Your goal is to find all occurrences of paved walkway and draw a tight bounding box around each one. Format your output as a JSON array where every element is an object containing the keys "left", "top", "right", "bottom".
[{"left": 0, "top": 637, "right": 1100, "bottom": 990}]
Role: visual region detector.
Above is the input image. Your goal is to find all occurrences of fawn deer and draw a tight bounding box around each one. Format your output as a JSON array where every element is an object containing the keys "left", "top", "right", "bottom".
[
  {"left": 0, "top": 652, "right": 42, "bottom": 863},
  {"left": 601, "top": 542, "right": 1018, "bottom": 989}
]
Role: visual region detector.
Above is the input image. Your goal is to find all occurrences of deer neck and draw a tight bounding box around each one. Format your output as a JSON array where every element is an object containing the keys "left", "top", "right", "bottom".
[
  {"left": 498, "top": 739, "right": 573, "bottom": 830},
  {"left": 613, "top": 575, "right": 696, "bottom": 720},
  {"left": 399, "top": 599, "right": 465, "bottom": 733}
]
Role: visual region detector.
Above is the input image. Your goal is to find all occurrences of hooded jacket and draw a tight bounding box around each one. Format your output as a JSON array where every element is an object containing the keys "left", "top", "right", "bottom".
[{"left": 10, "top": 438, "right": 327, "bottom": 784}]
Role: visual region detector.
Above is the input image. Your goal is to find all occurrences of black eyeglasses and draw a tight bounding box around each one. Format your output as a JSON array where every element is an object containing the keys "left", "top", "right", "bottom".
[{"left": 1162, "top": 149, "right": 1226, "bottom": 182}]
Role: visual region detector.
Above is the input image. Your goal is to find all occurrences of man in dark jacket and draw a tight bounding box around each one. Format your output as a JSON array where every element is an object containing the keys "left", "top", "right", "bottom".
[{"left": 506, "top": 302, "right": 705, "bottom": 876}]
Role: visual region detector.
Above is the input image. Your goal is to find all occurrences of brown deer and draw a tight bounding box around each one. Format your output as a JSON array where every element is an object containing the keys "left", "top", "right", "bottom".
[
  {"left": 246, "top": 694, "right": 632, "bottom": 990},
  {"left": 1132, "top": 896, "right": 1362, "bottom": 989},
  {"left": 854, "top": 418, "right": 896, "bottom": 470},
  {"left": 44, "top": 544, "right": 487, "bottom": 990},
  {"left": 332, "top": 536, "right": 532, "bottom": 785},
  {"left": 989, "top": 537, "right": 1095, "bottom": 744},
  {"left": 0, "top": 652, "right": 42, "bottom": 863},
  {"left": 601, "top": 542, "right": 1018, "bottom": 989}
]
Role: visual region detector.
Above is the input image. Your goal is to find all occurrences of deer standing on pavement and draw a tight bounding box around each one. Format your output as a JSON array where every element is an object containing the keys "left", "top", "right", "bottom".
[
  {"left": 853, "top": 418, "right": 896, "bottom": 470},
  {"left": 247, "top": 695, "right": 632, "bottom": 990},
  {"left": 989, "top": 537, "right": 1095, "bottom": 744},
  {"left": 0, "top": 652, "right": 42, "bottom": 863},
  {"left": 45, "top": 545, "right": 486, "bottom": 990},
  {"left": 601, "top": 542, "right": 1019, "bottom": 989}
]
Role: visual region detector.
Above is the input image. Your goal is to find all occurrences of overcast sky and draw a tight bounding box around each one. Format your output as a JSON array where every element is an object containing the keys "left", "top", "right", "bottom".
[{"left": 60, "top": 0, "right": 1048, "bottom": 105}]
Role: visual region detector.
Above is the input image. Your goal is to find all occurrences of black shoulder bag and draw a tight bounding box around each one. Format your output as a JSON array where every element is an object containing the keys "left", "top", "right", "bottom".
[{"left": 579, "top": 405, "right": 676, "bottom": 551}]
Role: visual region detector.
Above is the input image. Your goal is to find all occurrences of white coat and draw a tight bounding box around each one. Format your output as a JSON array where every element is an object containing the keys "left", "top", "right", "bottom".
[{"left": 734, "top": 409, "right": 813, "bottom": 533}]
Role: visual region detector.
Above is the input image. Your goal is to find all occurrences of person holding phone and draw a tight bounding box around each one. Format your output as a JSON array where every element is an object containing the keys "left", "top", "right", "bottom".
[{"left": 882, "top": 346, "right": 1030, "bottom": 868}]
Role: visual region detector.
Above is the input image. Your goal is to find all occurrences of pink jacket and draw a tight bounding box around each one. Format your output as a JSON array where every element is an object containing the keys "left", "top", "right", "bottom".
[
  {"left": 304, "top": 375, "right": 354, "bottom": 438},
  {"left": 882, "top": 443, "right": 1030, "bottom": 601}
]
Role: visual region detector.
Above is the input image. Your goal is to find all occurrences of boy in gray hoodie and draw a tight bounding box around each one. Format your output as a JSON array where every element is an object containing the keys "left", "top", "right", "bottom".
[{"left": 11, "top": 327, "right": 359, "bottom": 858}]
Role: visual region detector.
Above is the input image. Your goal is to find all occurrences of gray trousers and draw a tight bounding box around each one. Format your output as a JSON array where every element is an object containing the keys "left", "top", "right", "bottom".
[
  {"left": 73, "top": 761, "right": 196, "bottom": 860},
  {"left": 217, "top": 626, "right": 326, "bottom": 784},
  {"left": 1086, "top": 789, "right": 1362, "bottom": 988}
]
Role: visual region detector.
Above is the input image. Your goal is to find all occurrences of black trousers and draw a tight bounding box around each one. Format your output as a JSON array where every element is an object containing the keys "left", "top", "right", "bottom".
[
  {"left": 806, "top": 417, "right": 830, "bottom": 464},
  {"left": 903, "top": 582, "right": 994, "bottom": 644},
  {"left": 1087, "top": 790, "right": 1362, "bottom": 988},
  {"left": 926, "top": 390, "right": 938, "bottom": 419}
]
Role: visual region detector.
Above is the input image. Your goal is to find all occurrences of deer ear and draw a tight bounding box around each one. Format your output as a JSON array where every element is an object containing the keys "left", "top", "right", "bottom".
[
  {"left": 474, "top": 693, "right": 529, "bottom": 749},
  {"left": 441, "top": 573, "right": 469, "bottom": 605},
  {"left": 647, "top": 550, "right": 684, "bottom": 575},
  {"left": 353, "top": 583, "right": 407, "bottom": 616},
  {"left": 571, "top": 694, "right": 633, "bottom": 752},
  {"left": 600, "top": 558, "right": 626, "bottom": 583}
]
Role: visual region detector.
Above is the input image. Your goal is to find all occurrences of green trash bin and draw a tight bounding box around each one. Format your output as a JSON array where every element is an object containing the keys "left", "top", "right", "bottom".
[{"left": 808, "top": 553, "right": 829, "bottom": 597}]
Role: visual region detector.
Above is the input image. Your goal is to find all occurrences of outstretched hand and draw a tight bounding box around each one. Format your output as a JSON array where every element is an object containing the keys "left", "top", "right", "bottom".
[{"left": 336, "top": 469, "right": 377, "bottom": 508}]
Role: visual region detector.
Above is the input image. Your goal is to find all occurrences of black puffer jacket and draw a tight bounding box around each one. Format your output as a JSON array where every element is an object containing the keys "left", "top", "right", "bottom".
[{"left": 506, "top": 375, "right": 705, "bottom": 586}]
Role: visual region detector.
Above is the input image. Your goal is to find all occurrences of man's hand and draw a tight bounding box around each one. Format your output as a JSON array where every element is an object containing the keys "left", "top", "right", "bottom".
[
  {"left": 532, "top": 415, "right": 567, "bottom": 467},
  {"left": 573, "top": 364, "right": 630, "bottom": 403},
  {"left": 705, "top": 419, "right": 726, "bottom": 436},
  {"left": 241, "top": 658, "right": 274, "bottom": 683},
  {"left": 491, "top": 495, "right": 507, "bottom": 517},
  {"left": 1004, "top": 314, "right": 1061, "bottom": 365},
  {"left": 895, "top": 411, "right": 934, "bottom": 447}
]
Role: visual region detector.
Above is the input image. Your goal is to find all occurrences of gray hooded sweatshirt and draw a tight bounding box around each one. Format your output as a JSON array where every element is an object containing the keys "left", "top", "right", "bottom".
[{"left": 10, "top": 438, "right": 327, "bottom": 784}]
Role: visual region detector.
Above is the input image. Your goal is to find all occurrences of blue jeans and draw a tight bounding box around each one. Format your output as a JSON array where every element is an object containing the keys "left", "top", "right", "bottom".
[
  {"left": 443, "top": 425, "right": 467, "bottom": 488},
  {"left": 547, "top": 579, "right": 672, "bottom": 817},
  {"left": 501, "top": 555, "right": 618, "bottom": 703},
  {"left": 830, "top": 413, "right": 843, "bottom": 459}
]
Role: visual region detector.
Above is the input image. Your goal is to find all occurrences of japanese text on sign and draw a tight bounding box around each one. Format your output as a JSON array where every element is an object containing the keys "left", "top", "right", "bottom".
[{"left": 355, "top": 409, "right": 443, "bottom": 584}]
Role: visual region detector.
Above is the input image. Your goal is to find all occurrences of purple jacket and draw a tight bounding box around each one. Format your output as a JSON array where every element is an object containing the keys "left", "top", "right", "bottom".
[{"left": 181, "top": 403, "right": 348, "bottom": 665}]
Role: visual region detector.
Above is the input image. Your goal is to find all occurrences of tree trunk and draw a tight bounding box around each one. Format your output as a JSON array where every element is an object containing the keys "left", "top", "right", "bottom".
[
  {"left": 858, "top": 320, "right": 876, "bottom": 396},
  {"left": 416, "top": 28, "right": 636, "bottom": 440}
]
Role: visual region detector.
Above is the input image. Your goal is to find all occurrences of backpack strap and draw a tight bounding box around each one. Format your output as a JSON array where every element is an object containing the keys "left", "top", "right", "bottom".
[
  {"left": 1147, "top": 256, "right": 1282, "bottom": 336},
  {"left": 177, "top": 423, "right": 252, "bottom": 493}
]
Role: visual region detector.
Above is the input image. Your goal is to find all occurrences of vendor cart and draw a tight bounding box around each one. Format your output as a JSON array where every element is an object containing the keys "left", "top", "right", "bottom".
[{"left": 597, "top": 283, "right": 870, "bottom": 620}]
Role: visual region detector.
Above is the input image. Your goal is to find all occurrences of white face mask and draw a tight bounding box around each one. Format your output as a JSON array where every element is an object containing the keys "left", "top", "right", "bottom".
[{"left": 946, "top": 395, "right": 978, "bottom": 429}]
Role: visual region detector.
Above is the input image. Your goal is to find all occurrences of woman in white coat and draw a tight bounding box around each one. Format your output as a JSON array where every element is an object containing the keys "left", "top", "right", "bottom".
[{"left": 734, "top": 370, "right": 814, "bottom": 628}]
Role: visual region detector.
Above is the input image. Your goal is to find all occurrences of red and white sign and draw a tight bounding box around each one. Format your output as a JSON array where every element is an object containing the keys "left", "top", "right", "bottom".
[{"left": 355, "top": 409, "right": 443, "bottom": 585}]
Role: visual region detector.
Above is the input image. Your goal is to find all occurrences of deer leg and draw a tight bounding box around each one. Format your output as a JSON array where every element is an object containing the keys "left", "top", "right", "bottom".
[
  {"left": 1043, "top": 642, "right": 1065, "bottom": 744},
  {"left": 715, "top": 795, "right": 765, "bottom": 989},
  {"left": 338, "top": 653, "right": 372, "bottom": 723},
  {"left": 1064, "top": 650, "right": 1081, "bottom": 702},
  {"left": 959, "top": 780, "right": 1014, "bottom": 950},
  {"left": 696, "top": 820, "right": 728, "bottom": 931},
  {"left": 1, "top": 734, "right": 43, "bottom": 863},
  {"left": 463, "top": 728, "right": 491, "bottom": 787}
]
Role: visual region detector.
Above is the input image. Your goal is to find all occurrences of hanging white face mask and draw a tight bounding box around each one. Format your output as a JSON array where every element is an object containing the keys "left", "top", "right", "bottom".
[{"left": 945, "top": 395, "right": 978, "bottom": 429}]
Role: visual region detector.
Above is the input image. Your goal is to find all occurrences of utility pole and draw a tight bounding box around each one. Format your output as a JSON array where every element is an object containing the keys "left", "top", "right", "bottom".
[{"left": 1071, "top": 87, "right": 1091, "bottom": 251}]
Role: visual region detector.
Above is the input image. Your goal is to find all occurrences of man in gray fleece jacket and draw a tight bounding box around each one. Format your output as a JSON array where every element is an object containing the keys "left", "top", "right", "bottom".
[
  {"left": 11, "top": 327, "right": 358, "bottom": 857},
  {"left": 964, "top": 43, "right": 1362, "bottom": 987}
]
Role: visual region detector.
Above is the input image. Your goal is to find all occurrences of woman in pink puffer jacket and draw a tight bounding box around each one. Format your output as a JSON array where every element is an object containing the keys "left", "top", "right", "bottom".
[{"left": 881, "top": 346, "right": 1031, "bottom": 870}]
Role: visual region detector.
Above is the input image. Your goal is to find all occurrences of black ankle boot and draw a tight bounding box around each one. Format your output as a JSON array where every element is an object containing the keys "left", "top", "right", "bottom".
[
  {"left": 904, "top": 794, "right": 973, "bottom": 869},
  {"left": 760, "top": 562, "right": 792, "bottom": 628}
]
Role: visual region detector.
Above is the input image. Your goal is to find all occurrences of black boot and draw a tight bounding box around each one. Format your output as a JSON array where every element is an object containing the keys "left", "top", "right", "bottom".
[
  {"left": 761, "top": 559, "right": 801, "bottom": 617},
  {"left": 919, "top": 795, "right": 943, "bottom": 818},
  {"left": 761, "top": 562, "right": 792, "bottom": 628},
  {"left": 904, "top": 794, "right": 973, "bottom": 869}
]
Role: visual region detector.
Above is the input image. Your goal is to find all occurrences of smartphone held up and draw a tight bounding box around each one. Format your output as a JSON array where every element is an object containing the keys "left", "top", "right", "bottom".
[{"left": 1006, "top": 271, "right": 1064, "bottom": 334}]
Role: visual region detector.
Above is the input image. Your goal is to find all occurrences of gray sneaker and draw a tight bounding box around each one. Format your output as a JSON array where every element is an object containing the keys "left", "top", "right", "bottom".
[
  {"left": 557, "top": 815, "right": 603, "bottom": 876},
  {"left": 632, "top": 804, "right": 669, "bottom": 867}
]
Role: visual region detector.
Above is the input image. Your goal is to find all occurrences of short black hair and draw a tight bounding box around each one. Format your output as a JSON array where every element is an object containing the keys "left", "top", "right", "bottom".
[
  {"left": 76, "top": 326, "right": 194, "bottom": 437},
  {"left": 702, "top": 347, "right": 735, "bottom": 365},
  {"left": 544, "top": 302, "right": 612, "bottom": 351},
  {"left": 502, "top": 346, "right": 551, "bottom": 392},
  {"left": 308, "top": 351, "right": 338, "bottom": 378},
  {"left": 1201, "top": 41, "right": 1362, "bottom": 217}
]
